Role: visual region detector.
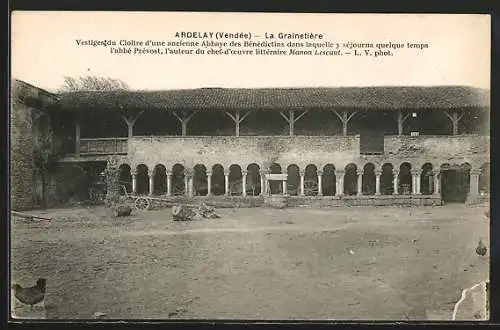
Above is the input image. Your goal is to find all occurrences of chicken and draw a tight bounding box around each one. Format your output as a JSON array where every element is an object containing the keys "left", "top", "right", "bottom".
[
  {"left": 12, "top": 278, "right": 46, "bottom": 310},
  {"left": 476, "top": 239, "right": 487, "bottom": 257}
]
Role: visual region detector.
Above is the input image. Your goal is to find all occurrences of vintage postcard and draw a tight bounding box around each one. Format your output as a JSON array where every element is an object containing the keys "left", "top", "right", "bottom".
[{"left": 10, "top": 12, "right": 490, "bottom": 321}]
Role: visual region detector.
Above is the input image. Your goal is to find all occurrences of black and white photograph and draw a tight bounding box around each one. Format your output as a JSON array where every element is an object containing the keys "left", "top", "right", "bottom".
[{"left": 10, "top": 12, "right": 490, "bottom": 321}]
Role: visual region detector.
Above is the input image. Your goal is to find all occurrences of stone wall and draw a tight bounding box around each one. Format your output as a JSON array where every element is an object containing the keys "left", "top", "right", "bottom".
[
  {"left": 122, "top": 194, "right": 442, "bottom": 209},
  {"left": 11, "top": 80, "right": 56, "bottom": 210},
  {"left": 10, "top": 98, "right": 36, "bottom": 210},
  {"left": 124, "top": 135, "right": 489, "bottom": 172},
  {"left": 127, "top": 135, "right": 361, "bottom": 171},
  {"left": 384, "top": 135, "right": 490, "bottom": 169}
]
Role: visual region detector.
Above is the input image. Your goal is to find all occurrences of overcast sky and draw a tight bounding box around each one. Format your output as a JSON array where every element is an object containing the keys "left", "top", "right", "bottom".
[{"left": 11, "top": 12, "right": 490, "bottom": 92}]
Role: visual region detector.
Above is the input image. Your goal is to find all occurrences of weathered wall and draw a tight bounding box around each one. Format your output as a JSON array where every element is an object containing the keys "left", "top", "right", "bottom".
[
  {"left": 384, "top": 135, "right": 490, "bottom": 169},
  {"left": 10, "top": 99, "right": 36, "bottom": 210},
  {"left": 126, "top": 136, "right": 361, "bottom": 171},
  {"left": 125, "top": 135, "right": 489, "bottom": 172},
  {"left": 11, "top": 80, "right": 57, "bottom": 210}
]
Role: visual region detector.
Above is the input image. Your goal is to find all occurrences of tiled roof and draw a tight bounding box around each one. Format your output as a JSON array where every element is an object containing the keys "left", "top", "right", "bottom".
[{"left": 54, "top": 86, "right": 490, "bottom": 111}]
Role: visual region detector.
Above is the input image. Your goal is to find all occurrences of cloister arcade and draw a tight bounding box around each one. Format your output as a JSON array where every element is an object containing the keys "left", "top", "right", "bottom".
[{"left": 116, "top": 160, "right": 490, "bottom": 202}]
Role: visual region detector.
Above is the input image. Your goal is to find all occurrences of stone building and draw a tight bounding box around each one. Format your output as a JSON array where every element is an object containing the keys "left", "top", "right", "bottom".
[{"left": 10, "top": 79, "right": 490, "bottom": 209}]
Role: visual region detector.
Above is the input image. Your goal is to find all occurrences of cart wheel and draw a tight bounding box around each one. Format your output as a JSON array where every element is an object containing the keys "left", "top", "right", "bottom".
[{"left": 135, "top": 197, "right": 151, "bottom": 211}]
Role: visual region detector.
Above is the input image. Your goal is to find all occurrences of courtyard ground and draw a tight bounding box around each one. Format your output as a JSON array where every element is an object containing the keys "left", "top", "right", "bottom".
[{"left": 10, "top": 204, "right": 489, "bottom": 320}]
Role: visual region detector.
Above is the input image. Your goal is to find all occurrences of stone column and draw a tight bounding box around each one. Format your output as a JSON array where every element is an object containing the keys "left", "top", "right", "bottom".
[
  {"left": 393, "top": 170, "right": 399, "bottom": 195},
  {"left": 299, "top": 170, "right": 305, "bottom": 196},
  {"left": 375, "top": 170, "right": 382, "bottom": 195},
  {"left": 166, "top": 172, "right": 172, "bottom": 196},
  {"left": 282, "top": 180, "right": 287, "bottom": 195},
  {"left": 242, "top": 171, "right": 247, "bottom": 197},
  {"left": 416, "top": 172, "right": 421, "bottom": 195},
  {"left": 188, "top": 176, "right": 194, "bottom": 197},
  {"left": 411, "top": 170, "right": 421, "bottom": 195},
  {"left": 468, "top": 169, "right": 481, "bottom": 201},
  {"left": 184, "top": 176, "right": 189, "bottom": 196},
  {"left": 148, "top": 169, "right": 154, "bottom": 196},
  {"left": 206, "top": 171, "right": 212, "bottom": 196},
  {"left": 224, "top": 171, "right": 230, "bottom": 196},
  {"left": 260, "top": 174, "right": 265, "bottom": 196},
  {"left": 132, "top": 170, "right": 137, "bottom": 194},
  {"left": 357, "top": 171, "right": 363, "bottom": 196},
  {"left": 335, "top": 170, "right": 344, "bottom": 196},
  {"left": 433, "top": 170, "right": 441, "bottom": 196},
  {"left": 317, "top": 170, "right": 323, "bottom": 196}
]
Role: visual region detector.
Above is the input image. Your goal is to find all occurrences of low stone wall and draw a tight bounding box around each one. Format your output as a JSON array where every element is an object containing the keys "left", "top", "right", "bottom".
[
  {"left": 145, "top": 195, "right": 265, "bottom": 209},
  {"left": 134, "top": 194, "right": 442, "bottom": 209},
  {"left": 286, "top": 195, "right": 442, "bottom": 207},
  {"left": 466, "top": 194, "right": 490, "bottom": 206}
]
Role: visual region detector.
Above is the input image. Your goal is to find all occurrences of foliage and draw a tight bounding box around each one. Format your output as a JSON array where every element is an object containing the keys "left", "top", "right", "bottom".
[
  {"left": 104, "top": 163, "right": 122, "bottom": 207},
  {"left": 58, "top": 75, "right": 130, "bottom": 92},
  {"left": 257, "top": 137, "right": 289, "bottom": 171}
]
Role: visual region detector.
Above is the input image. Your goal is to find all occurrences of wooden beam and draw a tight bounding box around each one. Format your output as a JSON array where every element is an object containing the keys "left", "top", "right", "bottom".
[
  {"left": 294, "top": 110, "right": 308, "bottom": 123},
  {"left": 279, "top": 111, "right": 291, "bottom": 124},
  {"left": 331, "top": 110, "right": 343, "bottom": 122},
  {"left": 235, "top": 110, "right": 240, "bottom": 136},
  {"left": 331, "top": 110, "right": 357, "bottom": 136},
  {"left": 171, "top": 111, "right": 183, "bottom": 123},
  {"left": 226, "top": 110, "right": 250, "bottom": 136},
  {"left": 346, "top": 111, "right": 358, "bottom": 122},
  {"left": 172, "top": 110, "right": 199, "bottom": 136},
  {"left": 121, "top": 111, "right": 144, "bottom": 138},
  {"left": 444, "top": 110, "right": 463, "bottom": 135},
  {"left": 239, "top": 111, "right": 250, "bottom": 123},
  {"left": 184, "top": 110, "right": 199, "bottom": 123},
  {"left": 225, "top": 111, "right": 237, "bottom": 122},
  {"left": 443, "top": 110, "right": 453, "bottom": 122},
  {"left": 397, "top": 111, "right": 411, "bottom": 136}
]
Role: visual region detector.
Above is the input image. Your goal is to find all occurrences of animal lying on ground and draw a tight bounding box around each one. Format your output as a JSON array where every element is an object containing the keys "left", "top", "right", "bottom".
[{"left": 12, "top": 278, "right": 46, "bottom": 310}]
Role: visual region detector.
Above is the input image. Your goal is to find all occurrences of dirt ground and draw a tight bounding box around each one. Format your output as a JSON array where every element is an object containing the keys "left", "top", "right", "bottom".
[{"left": 10, "top": 204, "right": 489, "bottom": 320}]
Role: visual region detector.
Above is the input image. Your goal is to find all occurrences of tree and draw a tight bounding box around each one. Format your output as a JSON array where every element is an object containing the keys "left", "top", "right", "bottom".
[{"left": 58, "top": 75, "right": 130, "bottom": 92}]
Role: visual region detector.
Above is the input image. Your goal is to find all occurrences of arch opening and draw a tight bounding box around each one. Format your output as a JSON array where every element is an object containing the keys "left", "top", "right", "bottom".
[
  {"left": 287, "top": 165, "right": 300, "bottom": 196},
  {"left": 322, "top": 164, "right": 336, "bottom": 196},
  {"left": 420, "top": 163, "right": 434, "bottom": 195},
  {"left": 246, "top": 163, "right": 262, "bottom": 196},
  {"left": 171, "top": 164, "right": 185, "bottom": 196},
  {"left": 380, "top": 163, "right": 394, "bottom": 195},
  {"left": 304, "top": 164, "right": 318, "bottom": 196},
  {"left": 344, "top": 163, "right": 358, "bottom": 196},
  {"left": 269, "top": 163, "right": 282, "bottom": 195},
  {"left": 229, "top": 164, "right": 243, "bottom": 196},
  {"left": 118, "top": 164, "right": 132, "bottom": 195},
  {"left": 211, "top": 164, "right": 225, "bottom": 196},
  {"left": 362, "top": 163, "right": 376, "bottom": 195},
  {"left": 136, "top": 164, "right": 149, "bottom": 195},
  {"left": 193, "top": 164, "right": 208, "bottom": 196},
  {"left": 398, "top": 163, "right": 412, "bottom": 195},
  {"left": 153, "top": 164, "right": 167, "bottom": 195}
]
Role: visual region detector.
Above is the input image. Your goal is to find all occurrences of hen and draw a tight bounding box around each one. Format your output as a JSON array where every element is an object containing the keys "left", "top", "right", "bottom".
[
  {"left": 12, "top": 278, "right": 46, "bottom": 310},
  {"left": 476, "top": 239, "right": 487, "bottom": 257}
]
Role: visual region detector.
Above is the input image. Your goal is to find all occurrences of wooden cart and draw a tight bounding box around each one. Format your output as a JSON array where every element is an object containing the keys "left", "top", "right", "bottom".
[{"left": 120, "top": 185, "right": 200, "bottom": 211}]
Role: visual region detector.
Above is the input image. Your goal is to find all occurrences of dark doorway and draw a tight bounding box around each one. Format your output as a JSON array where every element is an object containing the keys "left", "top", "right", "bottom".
[{"left": 440, "top": 167, "right": 470, "bottom": 203}]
